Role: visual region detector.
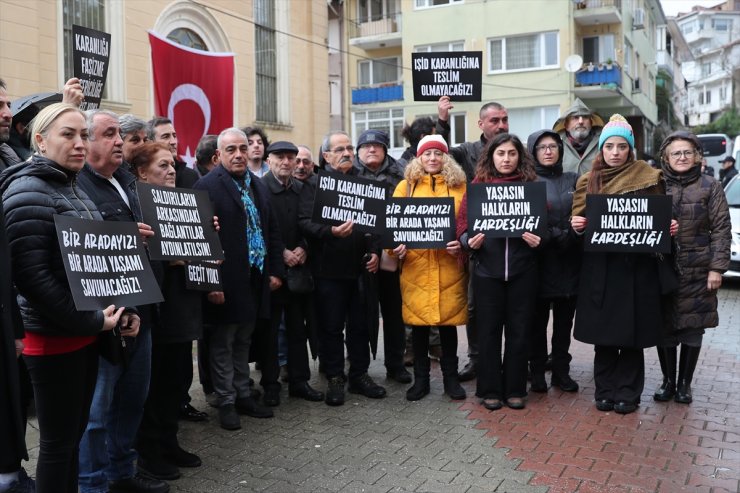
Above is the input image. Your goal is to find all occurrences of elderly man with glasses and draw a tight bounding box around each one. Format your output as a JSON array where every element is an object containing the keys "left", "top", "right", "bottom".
[
  {"left": 553, "top": 98, "right": 605, "bottom": 177},
  {"left": 298, "top": 131, "right": 387, "bottom": 406}
]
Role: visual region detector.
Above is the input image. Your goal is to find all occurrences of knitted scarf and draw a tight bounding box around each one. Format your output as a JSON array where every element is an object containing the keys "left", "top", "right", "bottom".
[
  {"left": 571, "top": 160, "right": 662, "bottom": 216},
  {"left": 233, "top": 174, "right": 266, "bottom": 272}
]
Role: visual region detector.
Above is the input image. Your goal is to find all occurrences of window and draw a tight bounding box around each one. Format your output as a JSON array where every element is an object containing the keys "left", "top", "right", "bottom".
[
  {"left": 415, "top": 0, "right": 462, "bottom": 8},
  {"left": 358, "top": 0, "right": 397, "bottom": 22},
  {"left": 62, "top": 0, "right": 105, "bottom": 84},
  {"left": 701, "top": 62, "right": 711, "bottom": 78},
  {"left": 698, "top": 89, "right": 712, "bottom": 105},
  {"left": 167, "top": 28, "right": 207, "bottom": 50},
  {"left": 506, "top": 106, "right": 560, "bottom": 140},
  {"left": 712, "top": 18, "right": 731, "bottom": 31},
  {"left": 358, "top": 57, "right": 400, "bottom": 86},
  {"left": 448, "top": 113, "right": 466, "bottom": 146},
  {"left": 582, "top": 34, "right": 615, "bottom": 64},
  {"left": 488, "top": 32, "right": 558, "bottom": 72},
  {"left": 255, "top": 0, "right": 277, "bottom": 122},
  {"left": 720, "top": 86, "right": 727, "bottom": 102},
  {"left": 680, "top": 21, "right": 695, "bottom": 35},
  {"left": 415, "top": 41, "right": 464, "bottom": 52},
  {"left": 353, "top": 108, "right": 404, "bottom": 152}
]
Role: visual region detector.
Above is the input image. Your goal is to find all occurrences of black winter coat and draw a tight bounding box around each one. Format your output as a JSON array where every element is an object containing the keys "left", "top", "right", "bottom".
[
  {"left": 436, "top": 118, "right": 485, "bottom": 182},
  {"left": 154, "top": 262, "right": 203, "bottom": 344},
  {"left": 528, "top": 130, "right": 581, "bottom": 298},
  {"left": 662, "top": 165, "right": 731, "bottom": 335},
  {"left": 0, "top": 156, "right": 104, "bottom": 336},
  {"left": 0, "top": 197, "right": 27, "bottom": 468},
  {"left": 298, "top": 167, "right": 380, "bottom": 280},
  {"left": 194, "top": 165, "right": 285, "bottom": 324}
]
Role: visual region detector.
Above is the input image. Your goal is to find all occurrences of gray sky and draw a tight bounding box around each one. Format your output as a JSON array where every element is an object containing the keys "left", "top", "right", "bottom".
[{"left": 660, "top": 0, "right": 725, "bottom": 17}]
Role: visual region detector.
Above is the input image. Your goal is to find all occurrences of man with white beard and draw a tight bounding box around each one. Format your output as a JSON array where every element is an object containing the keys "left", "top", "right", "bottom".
[{"left": 552, "top": 98, "right": 604, "bottom": 176}]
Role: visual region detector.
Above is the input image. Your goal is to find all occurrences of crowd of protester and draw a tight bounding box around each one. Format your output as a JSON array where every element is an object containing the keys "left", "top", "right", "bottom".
[{"left": 0, "top": 77, "right": 734, "bottom": 493}]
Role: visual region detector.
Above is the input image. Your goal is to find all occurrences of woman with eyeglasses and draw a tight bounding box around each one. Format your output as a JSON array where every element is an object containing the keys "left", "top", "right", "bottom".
[
  {"left": 570, "top": 115, "right": 678, "bottom": 415},
  {"left": 525, "top": 130, "right": 581, "bottom": 394},
  {"left": 653, "top": 132, "right": 731, "bottom": 405}
]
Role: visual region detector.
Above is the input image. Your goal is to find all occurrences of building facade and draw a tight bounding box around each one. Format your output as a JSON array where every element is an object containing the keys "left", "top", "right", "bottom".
[
  {"left": 342, "top": 0, "right": 667, "bottom": 158},
  {"left": 0, "top": 0, "right": 331, "bottom": 154}
]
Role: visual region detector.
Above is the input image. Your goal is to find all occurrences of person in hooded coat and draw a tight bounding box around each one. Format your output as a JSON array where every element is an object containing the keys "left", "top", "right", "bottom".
[
  {"left": 653, "top": 131, "right": 731, "bottom": 405},
  {"left": 553, "top": 98, "right": 605, "bottom": 177},
  {"left": 526, "top": 130, "right": 581, "bottom": 394}
]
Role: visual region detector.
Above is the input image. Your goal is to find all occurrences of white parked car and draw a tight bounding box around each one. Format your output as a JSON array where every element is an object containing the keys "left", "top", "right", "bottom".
[{"left": 724, "top": 175, "right": 740, "bottom": 278}]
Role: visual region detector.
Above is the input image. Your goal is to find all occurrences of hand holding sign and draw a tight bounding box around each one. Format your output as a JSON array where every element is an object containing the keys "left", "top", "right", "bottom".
[
  {"left": 62, "top": 78, "right": 85, "bottom": 106},
  {"left": 468, "top": 233, "right": 485, "bottom": 250},
  {"left": 119, "top": 312, "right": 140, "bottom": 337},
  {"left": 438, "top": 96, "right": 454, "bottom": 122},
  {"left": 571, "top": 215, "right": 587, "bottom": 233},
  {"left": 102, "top": 305, "right": 125, "bottom": 332}
]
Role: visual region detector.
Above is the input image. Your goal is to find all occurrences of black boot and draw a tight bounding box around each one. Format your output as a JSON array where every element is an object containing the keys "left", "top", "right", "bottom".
[
  {"left": 675, "top": 345, "right": 700, "bottom": 404},
  {"left": 653, "top": 346, "right": 677, "bottom": 401},
  {"left": 407, "top": 327, "right": 431, "bottom": 401},
  {"left": 406, "top": 354, "right": 430, "bottom": 401},
  {"left": 441, "top": 356, "right": 466, "bottom": 400}
]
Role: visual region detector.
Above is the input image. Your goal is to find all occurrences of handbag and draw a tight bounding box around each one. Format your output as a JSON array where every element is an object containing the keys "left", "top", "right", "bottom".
[
  {"left": 98, "top": 324, "right": 130, "bottom": 368},
  {"left": 380, "top": 250, "right": 399, "bottom": 272},
  {"left": 285, "top": 264, "right": 314, "bottom": 293}
]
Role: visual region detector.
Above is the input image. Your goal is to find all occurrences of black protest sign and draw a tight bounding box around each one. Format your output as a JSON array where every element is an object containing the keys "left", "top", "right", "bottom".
[
  {"left": 382, "top": 197, "right": 455, "bottom": 249},
  {"left": 72, "top": 25, "right": 111, "bottom": 111},
  {"left": 54, "top": 215, "right": 163, "bottom": 311},
  {"left": 584, "top": 194, "right": 672, "bottom": 253},
  {"left": 184, "top": 260, "right": 223, "bottom": 291},
  {"left": 137, "top": 183, "right": 224, "bottom": 261},
  {"left": 412, "top": 51, "right": 482, "bottom": 102},
  {"left": 466, "top": 182, "right": 547, "bottom": 238},
  {"left": 311, "top": 170, "right": 387, "bottom": 234}
]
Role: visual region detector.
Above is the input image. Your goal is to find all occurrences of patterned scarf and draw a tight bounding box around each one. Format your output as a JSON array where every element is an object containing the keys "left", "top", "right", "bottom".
[{"left": 233, "top": 174, "right": 266, "bottom": 272}]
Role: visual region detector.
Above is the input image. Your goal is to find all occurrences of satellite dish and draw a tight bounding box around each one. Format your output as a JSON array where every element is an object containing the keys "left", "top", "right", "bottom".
[{"left": 564, "top": 54, "right": 584, "bottom": 73}]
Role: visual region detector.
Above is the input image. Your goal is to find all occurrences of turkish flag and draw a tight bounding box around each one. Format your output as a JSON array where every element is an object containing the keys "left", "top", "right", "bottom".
[{"left": 148, "top": 31, "right": 234, "bottom": 168}]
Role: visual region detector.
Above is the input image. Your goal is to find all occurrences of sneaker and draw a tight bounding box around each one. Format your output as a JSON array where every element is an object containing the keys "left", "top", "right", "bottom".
[
  {"left": 348, "top": 373, "right": 386, "bottom": 399},
  {"left": 218, "top": 404, "right": 242, "bottom": 430},
  {"left": 325, "top": 376, "right": 345, "bottom": 406},
  {"left": 109, "top": 473, "right": 171, "bottom": 492}
]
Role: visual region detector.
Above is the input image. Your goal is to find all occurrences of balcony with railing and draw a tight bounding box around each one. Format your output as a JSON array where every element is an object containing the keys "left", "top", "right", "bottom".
[
  {"left": 348, "top": 12, "right": 402, "bottom": 50},
  {"left": 575, "top": 63, "right": 623, "bottom": 99},
  {"left": 351, "top": 83, "right": 403, "bottom": 105},
  {"left": 573, "top": 0, "right": 622, "bottom": 26}
]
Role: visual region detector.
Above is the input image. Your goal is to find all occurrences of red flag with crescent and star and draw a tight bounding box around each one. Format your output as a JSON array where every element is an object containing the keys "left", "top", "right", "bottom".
[{"left": 148, "top": 31, "right": 234, "bottom": 169}]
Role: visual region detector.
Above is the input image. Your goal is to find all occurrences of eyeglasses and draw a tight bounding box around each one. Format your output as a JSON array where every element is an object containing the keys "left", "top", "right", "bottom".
[
  {"left": 331, "top": 145, "right": 354, "bottom": 154},
  {"left": 296, "top": 158, "right": 313, "bottom": 166},
  {"left": 669, "top": 150, "right": 696, "bottom": 159},
  {"left": 535, "top": 144, "right": 559, "bottom": 153}
]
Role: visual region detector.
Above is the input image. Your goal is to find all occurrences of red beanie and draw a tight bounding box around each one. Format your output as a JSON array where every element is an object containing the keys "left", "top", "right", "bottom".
[{"left": 416, "top": 135, "right": 448, "bottom": 157}]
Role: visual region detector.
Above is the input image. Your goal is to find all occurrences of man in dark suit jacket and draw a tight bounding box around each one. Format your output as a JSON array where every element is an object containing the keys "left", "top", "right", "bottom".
[{"left": 194, "top": 128, "right": 285, "bottom": 431}]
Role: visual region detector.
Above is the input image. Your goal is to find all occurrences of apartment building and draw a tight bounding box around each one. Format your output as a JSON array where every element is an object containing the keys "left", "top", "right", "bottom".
[
  {"left": 673, "top": 1, "right": 740, "bottom": 126},
  {"left": 0, "top": 0, "right": 331, "bottom": 150},
  {"left": 341, "top": 0, "right": 667, "bottom": 157}
]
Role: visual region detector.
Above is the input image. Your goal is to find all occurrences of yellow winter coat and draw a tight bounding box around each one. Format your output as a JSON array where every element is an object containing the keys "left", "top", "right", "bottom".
[{"left": 392, "top": 158, "right": 468, "bottom": 327}]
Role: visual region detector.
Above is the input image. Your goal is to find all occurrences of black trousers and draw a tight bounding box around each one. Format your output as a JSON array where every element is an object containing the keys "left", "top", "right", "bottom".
[
  {"left": 24, "top": 344, "right": 98, "bottom": 493},
  {"left": 530, "top": 296, "right": 577, "bottom": 376},
  {"left": 272, "top": 287, "right": 312, "bottom": 385},
  {"left": 410, "top": 326, "right": 458, "bottom": 361},
  {"left": 593, "top": 345, "right": 644, "bottom": 404},
  {"left": 137, "top": 341, "right": 192, "bottom": 462},
  {"left": 315, "top": 277, "right": 369, "bottom": 380},
  {"left": 198, "top": 326, "right": 214, "bottom": 395},
  {"left": 475, "top": 268, "right": 537, "bottom": 400},
  {"left": 377, "top": 270, "right": 405, "bottom": 372},
  {"left": 179, "top": 341, "right": 194, "bottom": 407}
]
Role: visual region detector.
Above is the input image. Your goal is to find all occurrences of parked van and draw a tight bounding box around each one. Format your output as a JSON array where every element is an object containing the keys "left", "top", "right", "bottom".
[{"left": 696, "top": 134, "right": 733, "bottom": 179}]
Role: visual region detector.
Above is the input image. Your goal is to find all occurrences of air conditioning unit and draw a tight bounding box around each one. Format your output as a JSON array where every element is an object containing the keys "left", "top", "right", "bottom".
[
  {"left": 633, "top": 78, "right": 642, "bottom": 92},
  {"left": 633, "top": 8, "right": 645, "bottom": 29}
]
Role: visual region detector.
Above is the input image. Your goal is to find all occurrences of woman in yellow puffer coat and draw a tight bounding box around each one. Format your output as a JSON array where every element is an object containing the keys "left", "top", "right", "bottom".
[{"left": 390, "top": 135, "right": 468, "bottom": 401}]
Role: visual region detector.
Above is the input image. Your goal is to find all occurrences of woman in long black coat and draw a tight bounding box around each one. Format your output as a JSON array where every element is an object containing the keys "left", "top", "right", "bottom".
[
  {"left": 654, "top": 132, "right": 731, "bottom": 404},
  {"left": 570, "top": 115, "right": 677, "bottom": 415}
]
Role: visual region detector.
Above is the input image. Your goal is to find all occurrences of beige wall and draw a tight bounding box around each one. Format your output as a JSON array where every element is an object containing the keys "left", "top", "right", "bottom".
[{"left": 0, "top": 0, "right": 330, "bottom": 152}]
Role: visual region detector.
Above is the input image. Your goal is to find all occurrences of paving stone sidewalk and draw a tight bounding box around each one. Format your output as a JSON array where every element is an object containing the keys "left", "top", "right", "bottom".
[{"left": 23, "top": 282, "right": 740, "bottom": 492}]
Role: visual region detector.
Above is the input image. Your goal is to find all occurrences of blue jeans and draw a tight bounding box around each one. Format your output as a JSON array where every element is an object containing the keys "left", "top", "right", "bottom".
[{"left": 78, "top": 327, "right": 152, "bottom": 492}]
